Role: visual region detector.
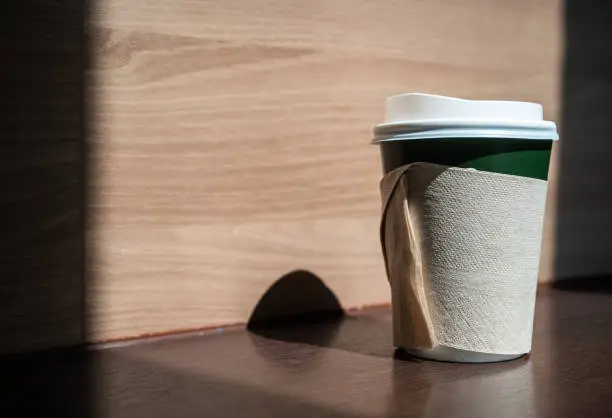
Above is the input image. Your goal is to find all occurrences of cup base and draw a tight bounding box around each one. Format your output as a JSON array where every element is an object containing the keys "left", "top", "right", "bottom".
[{"left": 406, "top": 345, "right": 526, "bottom": 363}]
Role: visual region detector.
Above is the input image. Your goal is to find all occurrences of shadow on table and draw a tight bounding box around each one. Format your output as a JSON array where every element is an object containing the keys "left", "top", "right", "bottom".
[
  {"left": 552, "top": 275, "right": 612, "bottom": 293},
  {"left": 1, "top": 348, "right": 361, "bottom": 418}
]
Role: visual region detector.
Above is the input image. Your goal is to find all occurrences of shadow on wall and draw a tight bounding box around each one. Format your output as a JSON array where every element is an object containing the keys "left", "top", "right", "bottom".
[
  {"left": 548, "top": 4, "right": 612, "bottom": 415},
  {"left": 0, "top": 0, "right": 90, "bottom": 355},
  {"left": 248, "top": 270, "right": 345, "bottom": 327},
  {"left": 556, "top": 0, "right": 612, "bottom": 280},
  {"left": 247, "top": 270, "right": 345, "bottom": 352},
  {"left": 248, "top": 270, "right": 396, "bottom": 358}
]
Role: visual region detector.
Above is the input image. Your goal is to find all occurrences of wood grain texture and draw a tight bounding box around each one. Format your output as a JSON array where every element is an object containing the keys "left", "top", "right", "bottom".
[
  {"left": 0, "top": 1, "right": 86, "bottom": 354},
  {"left": 89, "top": 0, "right": 562, "bottom": 341},
  {"left": 3, "top": 285, "right": 612, "bottom": 417}
]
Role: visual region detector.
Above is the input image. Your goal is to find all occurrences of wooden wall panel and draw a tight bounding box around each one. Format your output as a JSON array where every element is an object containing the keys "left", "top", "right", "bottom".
[{"left": 89, "top": 0, "right": 562, "bottom": 341}]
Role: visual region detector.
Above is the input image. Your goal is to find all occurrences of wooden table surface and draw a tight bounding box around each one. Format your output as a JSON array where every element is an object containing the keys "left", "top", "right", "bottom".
[{"left": 2, "top": 283, "right": 611, "bottom": 417}]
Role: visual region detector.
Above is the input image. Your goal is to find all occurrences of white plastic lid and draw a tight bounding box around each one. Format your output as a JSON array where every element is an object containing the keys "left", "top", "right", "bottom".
[{"left": 373, "top": 93, "right": 558, "bottom": 142}]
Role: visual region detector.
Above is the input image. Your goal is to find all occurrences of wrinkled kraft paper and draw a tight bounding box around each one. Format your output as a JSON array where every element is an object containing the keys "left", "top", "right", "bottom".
[{"left": 380, "top": 163, "right": 547, "bottom": 354}]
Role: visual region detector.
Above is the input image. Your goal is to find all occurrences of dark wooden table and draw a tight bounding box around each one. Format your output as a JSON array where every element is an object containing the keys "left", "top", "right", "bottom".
[{"left": 2, "top": 283, "right": 612, "bottom": 417}]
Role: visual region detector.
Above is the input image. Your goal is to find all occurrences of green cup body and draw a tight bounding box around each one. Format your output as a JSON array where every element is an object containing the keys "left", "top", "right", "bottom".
[{"left": 378, "top": 138, "right": 552, "bottom": 180}]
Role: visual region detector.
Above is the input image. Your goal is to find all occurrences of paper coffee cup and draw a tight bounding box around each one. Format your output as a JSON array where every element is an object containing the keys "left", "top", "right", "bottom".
[{"left": 373, "top": 93, "right": 558, "bottom": 362}]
